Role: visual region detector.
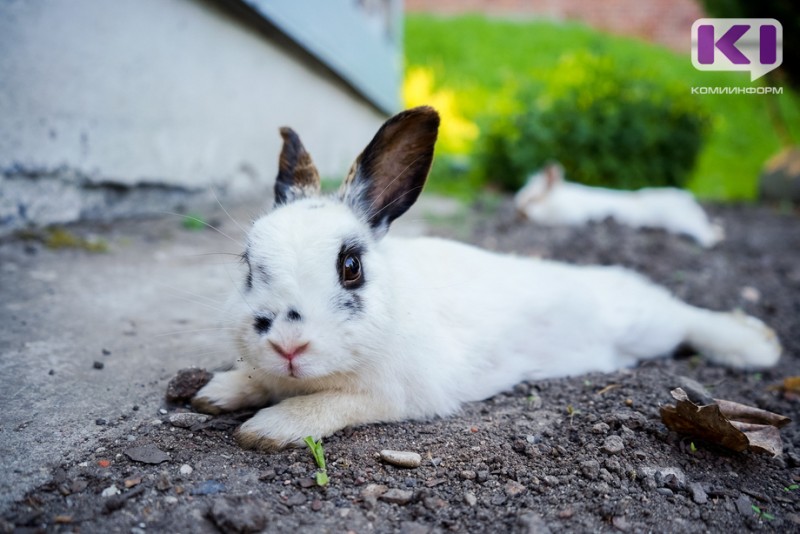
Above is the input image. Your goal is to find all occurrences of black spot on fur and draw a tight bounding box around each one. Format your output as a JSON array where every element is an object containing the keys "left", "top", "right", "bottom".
[
  {"left": 342, "top": 293, "right": 364, "bottom": 316},
  {"left": 253, "top": 315, "right": 273, "bottom": 335},
  {"left": 286, "top": 309, "right": 302, "bottom": 322}
]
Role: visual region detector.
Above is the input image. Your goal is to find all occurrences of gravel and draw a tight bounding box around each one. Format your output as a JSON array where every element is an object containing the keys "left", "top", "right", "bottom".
[{"left": 2, "top": 201, "right": 799, "bottom": 532}]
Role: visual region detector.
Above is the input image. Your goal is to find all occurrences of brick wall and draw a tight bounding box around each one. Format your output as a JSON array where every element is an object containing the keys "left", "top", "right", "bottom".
[{"left": 405, "top": 0, "right": 706, "bottom": 53}]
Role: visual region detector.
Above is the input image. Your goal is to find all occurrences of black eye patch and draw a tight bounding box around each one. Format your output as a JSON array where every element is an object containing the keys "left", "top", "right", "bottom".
[
  {"left": 337, "top": 238, "right": 366, "bottom": 291},
  {"left": 253, "top": 315, "right": 273, "bottom": 335}
]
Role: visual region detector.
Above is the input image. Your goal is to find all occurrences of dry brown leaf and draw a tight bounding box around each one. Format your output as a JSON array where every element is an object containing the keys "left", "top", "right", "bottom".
[{"left": 660, "top": 388, "right": 790, "bottom": 457}]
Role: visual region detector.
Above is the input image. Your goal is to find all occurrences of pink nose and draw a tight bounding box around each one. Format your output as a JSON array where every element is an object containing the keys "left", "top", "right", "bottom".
[{"left": 269, "top": 341, "right": 309, "bottom": 361}]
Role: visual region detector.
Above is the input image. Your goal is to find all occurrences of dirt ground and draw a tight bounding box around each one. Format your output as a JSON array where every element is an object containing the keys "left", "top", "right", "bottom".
[{"left": 2, "top": 199, "right": 799, "bottom": 533}]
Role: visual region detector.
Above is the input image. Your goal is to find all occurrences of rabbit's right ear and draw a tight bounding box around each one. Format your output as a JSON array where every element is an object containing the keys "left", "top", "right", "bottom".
[
  {"left": 340, "top": 106, "right": 439, "bottom": 237},
  {"left": 274, "top": 127, "right": 321, "bottom": 206}
]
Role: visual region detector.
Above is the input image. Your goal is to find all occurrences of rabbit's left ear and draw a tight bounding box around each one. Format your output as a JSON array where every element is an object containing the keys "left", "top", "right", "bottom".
[
  {"left": 274, "top": 127, "right": 321, "bottom": 205},
  {"left": 340, "top": 106, "right": 439, "bottom": 237}
]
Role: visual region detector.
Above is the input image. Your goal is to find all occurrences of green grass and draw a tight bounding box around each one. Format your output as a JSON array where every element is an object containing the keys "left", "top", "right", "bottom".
[{"left": 405, "top": 14, "right": 800, "bottom": 200}]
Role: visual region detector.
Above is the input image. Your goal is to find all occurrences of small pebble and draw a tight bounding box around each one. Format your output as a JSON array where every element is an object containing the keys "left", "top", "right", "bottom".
[
  {"left": 689, "top": 482, "right": 708, "bottom": 504},
  {"left": 164, "top": 496, "right": 178, "bottom": 505},
  {"left": 95, "top": 418, "right": 107, "bottom": 426},
  {"left": 380, "top": 450, "right": 422, "bottom": 468},
  {"left": 159, "top": 409, "right": 168, "bottom": 415},
  {"left": 93, "top": 361, "right": 104, "bottom": 370},
  {"left": 102, "top": 348, "right": 111, "bottom": 356},
  {"left": 311, "top": 499, "right": 322, "bottom": 511},
  {"left": 592, "top": 422, "right": 610, "bottom": 434},
  {"left": 505, "top": 480, "right": 527, "bottom": 496},
  {"left": 380, "top": 488, "right": 414, "bottom": 505},
  {"left": 179, "top": 464, "right": 193, "bottom": 476},
  {"left": 101, "top": 485, "right": 120, "bottom": 498},
  {"left": 740, "top": 286, "right": 761, "bottom": 303},
  {"left": 601, "top": 435, "right": 625, "bottom": 455},
  {"left": 169, "top": 412, "right": 210, "bottom": 428},
  {"left": 464, "top": 491, "right": 477, "bottom": 506}
]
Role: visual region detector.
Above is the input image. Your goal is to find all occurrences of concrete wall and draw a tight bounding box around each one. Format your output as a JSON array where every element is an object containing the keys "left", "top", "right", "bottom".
[{"left": 0, "top": 0, "right": 389, "bottom": 234}]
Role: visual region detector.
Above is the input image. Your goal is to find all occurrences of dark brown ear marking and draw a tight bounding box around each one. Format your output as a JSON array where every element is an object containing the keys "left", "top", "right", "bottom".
[
  {"left": 274, "top": 127, "right": 321, "bottom": 205},
  {"left": 340, "top": 106, "right": 440, "bottom": 236}
]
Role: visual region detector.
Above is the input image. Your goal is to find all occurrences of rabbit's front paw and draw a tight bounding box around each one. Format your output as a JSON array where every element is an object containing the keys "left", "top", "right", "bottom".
[
  {"left": 235, "top": 406, "right": 310, "bottom": 451},
  {"left": 191, "top": 369, "right": 269, "bottom": 414},
  {"left": 234, "top": 392, "right": 378, "bottom": 451}
]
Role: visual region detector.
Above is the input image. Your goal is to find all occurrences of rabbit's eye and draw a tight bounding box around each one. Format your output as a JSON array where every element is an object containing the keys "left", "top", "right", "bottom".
[{"left": 341, "top": 254, "right": 362, "bottom": 287}]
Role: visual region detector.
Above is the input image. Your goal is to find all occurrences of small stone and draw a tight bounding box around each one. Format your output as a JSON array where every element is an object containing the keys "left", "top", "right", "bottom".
[
  {"left": 298, "top": 478, "right": 316, "bottom": 489},
  {"left": 464, "top": 491, "right": 477, "bottom": 506},
  {"left": 656, "top": 488, "right": 674, "bottom": 496},
  {"left": 543, "top": 475, "right": 559, "bottom": 486},
  {"left": 101, "top": 485, "right": 120, "bottom": 498},
  {"left": 379, "top": 450, "right": 422, "bottom": 468},
  {"left": 459, "top": 470, "right": 476, "bottom": 480},
  {"left": 159, "top": 408, "right": 168, "bottom": 415},
  {"left": 558, "top": 507, "right": 574, "bottom": 519},
  {"left": 491, "top": 493, "right": 507, "bottom": 506},
  {"left": 102, "top": 348, "right": 112, "bottom": 356},
  {"left": 180, "top": 464, "right": 193, "bottom": 476},
  {"left": 580, "top": 460, "right": 600, "bottom": 480},
  {"left": 741, "top": 286, "right": 761, "bottom": 303},
  {"left": 592, "top": 422, "right": 610, "bottom": 434},
  {"left": 380, "top": 488, "right": 414, "bottom": 505},
  {"left": 285, "top": 492, "right": 306, "bottom": 507},
  {"left": 423, "top": 496, "right": 447, "bottom": 510},
  {"left": 311, "top": 499, "right": 322, "bottom": 511},
  {"left": 165, "top": 368, "right": 213, "bottom": 403},
  {"left": 361, "top": 484, "right": 388, "bottom": 500},
  {"left": 505, "top": 480, "right": 527, "bottom": 496},
  {"left": 191, "top": 480, "right": 226, "bottom": 496},
  {"left": 208, "top": 496, "right": 267, "bottom": 533},
  {"left": 125, "top": 444, "right": 170, "bottom": 464},
  {"left": 93, "top": 361, "right": 104, "bottom": 370},
  {"left": 164, "top": 496, "right": 178, "bottom": 505},
  {"left": 169, "top": 412, "right": 210, "bottom": 428},
  {"left": 95, "top": 418, "right": 107, "bottom": 426},
  {"left": 689, "top": 482, "right": 708, "bottom": 505},
  {"left": 601, "top": 435, "right": 625, "bottom": 455},
  {"left": 735, "top": 494, "right": 753, "bottom": 516}
]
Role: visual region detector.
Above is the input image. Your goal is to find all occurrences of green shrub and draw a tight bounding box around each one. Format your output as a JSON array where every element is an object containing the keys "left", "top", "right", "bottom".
[{"left": 474, "top": 53, "right": 711, "bottom": 192}]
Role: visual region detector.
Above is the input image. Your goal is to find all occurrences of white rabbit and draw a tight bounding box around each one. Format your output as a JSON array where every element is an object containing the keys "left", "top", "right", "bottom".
[
  {"left": 192, "top": 107, "right": 780, "bottom": 450},
  {"left": 514, "top": 163, "right": 724, "bottom": 247}
]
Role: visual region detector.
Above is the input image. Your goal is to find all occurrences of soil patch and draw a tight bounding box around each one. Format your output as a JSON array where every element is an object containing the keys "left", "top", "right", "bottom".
[{"left": 3, "top": 202, "right": 799, "bottom": 533}]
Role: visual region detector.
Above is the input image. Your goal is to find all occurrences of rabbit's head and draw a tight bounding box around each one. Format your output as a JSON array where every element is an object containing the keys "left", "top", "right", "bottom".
[
  {"left": 515, "top": 162, "right": 564, "bottom": 213},
  {"left": 233, "top": 107, "right": 439, "bottom": 382}
]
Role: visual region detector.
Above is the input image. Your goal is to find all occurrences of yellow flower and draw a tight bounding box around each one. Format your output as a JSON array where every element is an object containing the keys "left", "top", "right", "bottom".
[{"left": 403, "top": 66, "right": 479, "bottom": 155}]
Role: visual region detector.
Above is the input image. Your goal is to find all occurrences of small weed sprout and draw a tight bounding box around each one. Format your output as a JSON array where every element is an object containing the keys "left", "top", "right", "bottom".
[
  {"left": 689, "top": 442, "right": 697, "bottom": 454},
  {"left": 304, "top": 436, "right": 329, "bottom": 486},
  {"left": 566, "top": 405, "right": 580, "bottom": 426},
  {"left": 751, "top": 505, "right": 775, "bottom": 521},
  {"left": 784, "top": 484, "right": 799, "bottom": 492}
]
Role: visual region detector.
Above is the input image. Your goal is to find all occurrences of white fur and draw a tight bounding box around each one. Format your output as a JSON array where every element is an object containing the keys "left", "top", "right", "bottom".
[
  {"left": 514, "top": 165, "right": 724, "bottom": 247},
  {"left": 194, "top": 110, "right": 778, "bottom": 449},
  {"left": 196, "top": 197, "right": 780, "bottom": 449}
]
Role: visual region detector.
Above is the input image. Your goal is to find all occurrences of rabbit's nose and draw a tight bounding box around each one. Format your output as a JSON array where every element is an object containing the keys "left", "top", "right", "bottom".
[{"left": 269, "top": 340, "right": 310, "bottom": 361}]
